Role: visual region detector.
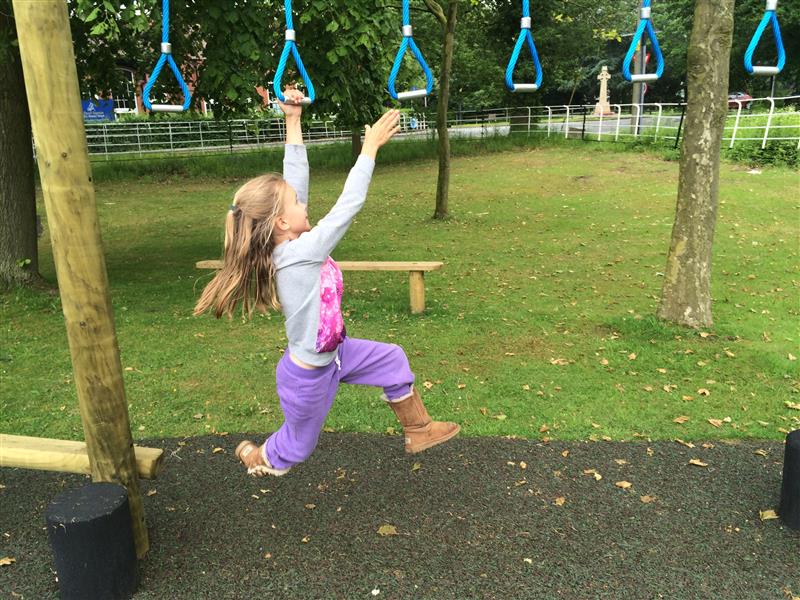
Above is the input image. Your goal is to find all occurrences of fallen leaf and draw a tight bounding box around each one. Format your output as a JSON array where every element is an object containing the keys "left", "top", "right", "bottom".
[
  {"left": 0, "top": 557, "right": 15, "bottom": 566},
  {"left": 192, "top": 413, "right": 203, "bottom": 420},
  {"left": 550, "top": 358, "right": 570, "bottom": 366},
  {"left": 492, "top": 413, "right": 507, "bottom": 421},
  {"left": 640, "top": 495, "right": 656, "bottom": 504},
  {"left": 301, "top": 536, "right": 310, "bottom": 543},
  {"left": 673, "top": 416, "right": 690, "bottom": 424},
  {"left": 708, "top": 418, "right": 723, "bottom": 428},
  {"left": 423, "top": 381, "right": 434, "bottom": 390},
  {"left": 698, "top": 388, "right": 711, "bottom": 396},
  {"left": 615, "top": 481, "right": 632, "bottom": 490},
  {"left": 675, "top": 439, "right": 696, "bottom": 448},
  {"left": 786, "top": 401, "right": 800, "bottom": 411},
  {"left": 689, "top": 458, "right": 708, "bottom": 467},
  {"left": 583, "top": 469, "right": 603, "bottom": 481},
  {"left": 146, "top": 489, "right": 157, "bottom": 497},
  {"left": 523, "top": 558, "right": 533, "bottom": 564},
  {"left": 212, "top": 447, "right": 223, "bottom": 454},
  {"left": 304, "top": 504, "right": 316, "bottom": 510},
  {"left": 759, "top": 509, "right": 778, "bottom": 521},
  {"left": 553, "top": 497, "right": 566, "bottom": 506},
  {"left": 561, "top": 450, "right": 570, "bottom": 458},
  {"left": 628, "top": 353, "right": 637, "bottom": 360},
  {"left": 479, "top": 407, "right": 488, "bottom": 416},
  {"left": 457, "top": 383, "right": 466, "bottom": 389},
  {"left": 377, "top": 525, "right": 398, "bottom": 536},
  {"left": 539, "top": 424, "right": 549, "bottom": 433},
  {"left": 790, "top": 353, "right": 797, "bottom": 361},
  {"left": 411, "top": 463, "right": 421, "bottom": 472},
  {"left": 614, "top": 459, "right": 628, "bottom": 465},
  {"left": 656, "top": 368, "right": 667, "bottom": 374},
  {"left": 754, "top": 449, "right": 769, "bottom": 457},
  {"left": 520, "top": 461, "right": 527, "bottom": 469}
]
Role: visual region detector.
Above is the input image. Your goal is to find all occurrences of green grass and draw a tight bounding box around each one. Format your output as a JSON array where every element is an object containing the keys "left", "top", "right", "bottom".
[{"left": 1, "top": 142, "right": 798, "bottom": 444}]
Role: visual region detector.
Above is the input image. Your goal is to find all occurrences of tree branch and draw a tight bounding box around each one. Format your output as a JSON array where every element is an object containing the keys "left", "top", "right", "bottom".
[{"left": 421, "top": 0, "right": 446, "bottom": 26}]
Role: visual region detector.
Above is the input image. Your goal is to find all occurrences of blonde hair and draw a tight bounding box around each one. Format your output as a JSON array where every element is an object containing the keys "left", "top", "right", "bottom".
[{"left": 194, "top": 174, "right": 294, "bottom": 319}]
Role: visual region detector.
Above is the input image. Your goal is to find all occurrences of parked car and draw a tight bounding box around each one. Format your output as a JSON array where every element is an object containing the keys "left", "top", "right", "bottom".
[{"left": 728, "top": 92, "right": 753, "bottom": 109}]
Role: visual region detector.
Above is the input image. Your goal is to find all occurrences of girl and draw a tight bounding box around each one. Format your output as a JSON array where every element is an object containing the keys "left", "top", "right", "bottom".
[{"left": 194, "top": 88, "right": 459, "bottom": 477}]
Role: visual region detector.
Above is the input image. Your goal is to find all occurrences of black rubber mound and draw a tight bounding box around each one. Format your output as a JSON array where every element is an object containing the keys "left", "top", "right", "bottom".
[{"left": 1, "top": 433, "right": 798, "bottom": 599}]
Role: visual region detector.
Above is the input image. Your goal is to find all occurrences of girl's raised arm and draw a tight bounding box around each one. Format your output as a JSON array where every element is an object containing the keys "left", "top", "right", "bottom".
[{"left": 279, "top": 87, "right": 308, "bottom": 204}]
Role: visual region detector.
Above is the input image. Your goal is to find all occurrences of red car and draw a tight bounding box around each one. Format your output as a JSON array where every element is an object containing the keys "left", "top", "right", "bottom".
[{"left": 728, "top": 92, "right": 753, "bottom": 109}]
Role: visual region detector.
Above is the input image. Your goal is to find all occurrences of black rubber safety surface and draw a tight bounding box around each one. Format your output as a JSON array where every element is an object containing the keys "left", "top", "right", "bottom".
[{"left": 1, "top": 433, "right": 798, "bottom": 599}]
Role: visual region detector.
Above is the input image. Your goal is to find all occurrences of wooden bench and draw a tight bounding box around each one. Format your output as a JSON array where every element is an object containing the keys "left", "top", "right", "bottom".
[
  {"left": 196, "top": 260, "right": 443, "bottom": 314},
  {"left": 0, "top": 434, "right": 164, "bottom": 480}
]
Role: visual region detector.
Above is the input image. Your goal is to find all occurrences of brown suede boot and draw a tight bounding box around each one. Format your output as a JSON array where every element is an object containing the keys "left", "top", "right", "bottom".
[{"left": 388, "top": 387, "right": 460, "bottom": 454}]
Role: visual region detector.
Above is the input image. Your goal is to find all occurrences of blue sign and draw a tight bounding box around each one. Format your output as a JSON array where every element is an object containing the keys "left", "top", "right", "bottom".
[{"left": 81, "top": 99, "right": 116, "bottom": 122}]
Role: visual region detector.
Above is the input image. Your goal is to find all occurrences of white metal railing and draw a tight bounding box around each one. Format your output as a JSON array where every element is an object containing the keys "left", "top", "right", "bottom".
[{"left": 78, "top": 95, "right": 799, "bottom": 159}]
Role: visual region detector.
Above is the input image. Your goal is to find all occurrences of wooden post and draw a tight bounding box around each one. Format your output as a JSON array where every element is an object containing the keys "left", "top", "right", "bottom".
[
  {"left": 409, "top": 271, "right": 425, "bottom": 314},
  {"left": 12, "top": 1, "right": 149, "bottom": 558}
]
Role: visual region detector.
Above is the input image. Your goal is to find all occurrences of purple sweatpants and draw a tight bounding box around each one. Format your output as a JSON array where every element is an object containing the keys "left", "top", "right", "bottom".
[{"left": 264, "top": 337, "right": 415, "bottom": 469}]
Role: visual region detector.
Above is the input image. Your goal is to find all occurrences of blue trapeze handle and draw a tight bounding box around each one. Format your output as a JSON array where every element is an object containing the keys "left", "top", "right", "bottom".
[
  {"left": 744, "top": 0, "right": 786, "bottom": 76},
  {"left": 622, "top": 0, "right": 665, "bottom": 83},
  {"left": 142, "top": 0, "right": 192, "bottom": 112},
  {"left": 505, "top": 0, "right": 543, "bottom": 92},
  {"left": 273, "top": 0, "right": 315, "bottom": 105},
  {"left": 387, "top": 0, "right": 434, "bottom": 101}
]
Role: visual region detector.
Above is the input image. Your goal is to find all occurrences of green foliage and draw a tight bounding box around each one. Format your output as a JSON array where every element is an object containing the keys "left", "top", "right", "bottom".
[{"left": 724, "top": 140, "right": 798, "bottom": 168}]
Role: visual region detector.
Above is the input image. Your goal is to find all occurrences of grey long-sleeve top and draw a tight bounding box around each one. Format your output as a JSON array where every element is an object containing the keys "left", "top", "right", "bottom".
[{"left": 273, "top": 144, "right": 375, "bottom": 366}]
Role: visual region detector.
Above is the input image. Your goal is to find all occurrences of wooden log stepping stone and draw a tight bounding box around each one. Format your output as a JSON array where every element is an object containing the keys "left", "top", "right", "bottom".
[{"left": 45, "top": 482, "right": 138, "bottom": 599}]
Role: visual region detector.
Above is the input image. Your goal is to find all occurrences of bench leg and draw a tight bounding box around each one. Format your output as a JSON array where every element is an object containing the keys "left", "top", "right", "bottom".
[{"left": 409, "top": 271, "right": 425, "bottom": 314}]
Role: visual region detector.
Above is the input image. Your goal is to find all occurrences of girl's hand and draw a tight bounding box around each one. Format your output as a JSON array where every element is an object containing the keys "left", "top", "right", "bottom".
[
  {"left": 278, "top": 85, "right": 304, "bottom": 118},
  {"left": 361, "top": 109, "right": 401, "bottom": 160}
]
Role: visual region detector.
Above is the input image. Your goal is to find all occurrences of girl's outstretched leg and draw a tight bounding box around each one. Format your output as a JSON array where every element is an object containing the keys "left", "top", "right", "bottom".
[{"left": 337, "top": 337, "right": 459, "bottom": 453}]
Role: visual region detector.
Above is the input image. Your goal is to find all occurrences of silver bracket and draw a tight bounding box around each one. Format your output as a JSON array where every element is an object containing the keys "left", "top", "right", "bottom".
[
  {"left": 285, "top": 29, "right": 296, "bottom": 41},
  {"left": 160, "top": 42, "right": 172, "bottom": 54},
  {"left": 640, "top": 6, "right": 651, "bottom": 19},
  {"left": 402, "top": 25, "right": 413, "bottom": 37},
  {"left": 766, "top": 0, "right": 777, "bottom": 10},
  {"left": 521, "top": 17, "right": 531, "bottom": 29}
]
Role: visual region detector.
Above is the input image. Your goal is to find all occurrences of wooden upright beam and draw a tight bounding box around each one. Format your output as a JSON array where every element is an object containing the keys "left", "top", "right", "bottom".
[{"left": 12, "top": 1, "right": 149, "bottom": 558}]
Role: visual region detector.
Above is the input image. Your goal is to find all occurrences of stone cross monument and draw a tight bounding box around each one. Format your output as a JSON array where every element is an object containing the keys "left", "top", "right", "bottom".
[{"left": 593, "top": 66, "right": 615, "bottom": 116}]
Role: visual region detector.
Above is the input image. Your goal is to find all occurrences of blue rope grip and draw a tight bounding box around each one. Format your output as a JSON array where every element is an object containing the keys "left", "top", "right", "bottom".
[
  {"left": 622, "top": 0, "right": 665, "bottom": 83},
  {"left": 744, "top": 0, "right": 786, "bottom": 76},
  {"left": 505, "top": 0, "right": 542, "bottom": 92},
  {"left": 387, "top": 0, "right": 434, "bottom": 101},
  {"left": 142, "top": 0, "right": 192, "bottom": 112},
  {"left": 273, "top": 0, "right": 315, "bottom": 105}
]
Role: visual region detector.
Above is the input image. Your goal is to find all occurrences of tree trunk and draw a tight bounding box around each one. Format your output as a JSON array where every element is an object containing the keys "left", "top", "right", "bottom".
[
  {"left": 657, "top": 0, "right": 734, "bottom": 328},
  {"left": 432, "top": 1, "right": 457, "bottom": 220},
  {"left": 0, "top": 4, "right": 39, "bottom": 288},
  {"left": 350, "top": 128, "right": 362, "bottom": 164}
]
